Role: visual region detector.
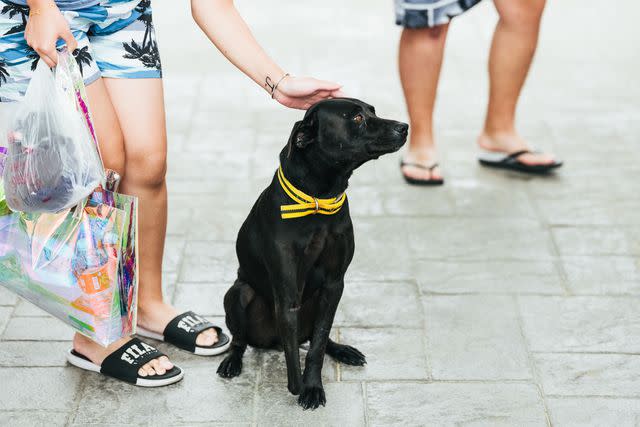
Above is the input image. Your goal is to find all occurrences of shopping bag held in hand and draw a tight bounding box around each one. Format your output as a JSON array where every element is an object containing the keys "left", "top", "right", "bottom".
[
  {"left": 0, "top": 186, "right": 138, "bottom": 346},
  {"left": 3, "top": 50, "right": 104, "bottom": 214},
  {"left": 0, "top": 50, "right": 138, "bottom": 346}
]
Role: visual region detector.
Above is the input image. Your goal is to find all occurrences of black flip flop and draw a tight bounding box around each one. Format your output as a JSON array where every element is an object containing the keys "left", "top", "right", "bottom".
[
  {"left": 66, "top": 338, "right": 184, "bottom": 387},
  {"left": 137, "top": 311, "right": 231, "bottom": 356},
  {"left": 478, "top": 149, "right": 563, "bottom": 174},
  {"left": 400, "top": 161, "right": 444, "bottom": 186}
]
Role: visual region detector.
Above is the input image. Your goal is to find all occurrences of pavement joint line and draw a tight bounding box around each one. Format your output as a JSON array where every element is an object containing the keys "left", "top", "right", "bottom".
[
  {"left": 361, "top": 381, "right": 370, "bottom": 426},
  {"left": 545, "top": 394, "right": 640, "bottom": 399},
  {"left": 513, "top": 294, "right": 553, "bottom": 426},
  {"left": 531, "top": 351, "right": 640, "bottom": 356},
  {"left": 64, "top": 370, "right": 89, "bottom": 427},
  {"left": 414, "top": 279, "right": 433, "bottom": 381}
]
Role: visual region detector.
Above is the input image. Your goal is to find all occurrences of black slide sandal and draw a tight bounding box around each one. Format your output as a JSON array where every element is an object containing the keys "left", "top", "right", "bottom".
[
  {"left": 66, "top": 338, "right": 184, "bottom": 387},
  {"left": 137, "top": 311, "right": 231, "bottom": 356},
  {"left": 478, "top": 149, "right": 563, "bottom": 174},
  {"left": 400, "top": 161, "right": 444, "bottom": 186}
]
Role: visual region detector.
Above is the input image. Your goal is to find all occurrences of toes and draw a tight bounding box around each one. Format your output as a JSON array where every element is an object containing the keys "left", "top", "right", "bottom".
[
  {"left": 196, "top": 328, "right": 219, "bottom": 347},
  {"left": 142, "top": 363, "right": 156, "bottom": 377},
  {"left": 159, "top": 355, "right": 174, "bottom": 370},
  {"left": 298, "top": 386, "right": 326, "bottom": 410},
  {"left": 217, "top": 355, "right": 242, "bottom": 379},
  {"left": 138, "top": 367, "right": 147, "bottom": 377},
  {"left": 150, "top": 358, "right": 166, "bottom": 376}
]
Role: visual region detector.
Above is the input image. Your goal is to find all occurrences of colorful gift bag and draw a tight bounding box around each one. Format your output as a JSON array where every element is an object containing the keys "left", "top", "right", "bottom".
[{"left": 0, "top": 187, "right": 138, "bottom": 346}]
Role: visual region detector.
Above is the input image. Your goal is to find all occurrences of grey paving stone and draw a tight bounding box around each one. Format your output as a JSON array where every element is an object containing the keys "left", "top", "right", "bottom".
[
  {"left": 406, "top": 218, "right": 555, "bottom": 261},
  {"left": 0, "top": 287, "right": 17, "bottom": 306},
  {"left": 538, "top": 196, "right": 640, "bottom": 226},
  {"left": 519, "top": 296, "right": 640, "bottom": 352},
  {"left": 0, "top": 367, "right": 82, "bottom": 410},
  {"left": 448, "top": 182, "right": 537, "bottom": 219},
  {"left": 534, "top": 353, "right": 640, "bottom": 397},
  {"left": 424, "top": 295, "right": 531, "bottom": 380},
  {"left": 339, "top": 328, "right": 428, "bottom": 380},
  {"left": 346, "top": 218, "right": 413, "bottom": 281},
  {"left": 179, "top": 241, "right": 238, "bottom": 283},
  {"left": 72, "top": 366, "right": 255, "bottom": 425},
  {"left": 414, "top": 259, "right": 565, "bottom": 295},
  {"left": 12, "top": 299, "right": 48, "bottom": 317},
  {"left": 547, "top": 397, "right": 640, "bottom": 427},
  {"left": 383, "top": 185, "right": 455, "bottom": 217},
  {"left": 335, "top": 281, "right": 422, "bottom": 328},
  {"left": 552, "top": 226, "right": 640, "bottom": 256},
  {"left": 562, "top": 256, "right": 640, "bottom": 295},
  {"left": 366, "top": 382, "right": 547, "bottom": 426},
  {"left": 173, "top": 282, "right": 229, "bottom": 316},
  {"left": 163, "top": 236, "right": 186, "bottom": 273},
  {"left": 259, "top": 348, "right": 338, "bottom": 384},
  {"left": 0, "top": 341, "right": 70, "bottom": 367},
  {"left": 2, "top": 317, "right": 72, "bottom": 341},
  {"left": 255, "top": 382, "right": 365, "bottom": 427},
  {"left": 0, "top": 410, "right": 69, "bottom": 427},
  {"left": 188, "top": 208, "right": 247, "bottom": 242},
  {"left": 0, "top": 306, "right": 11, "bottom": 335}
]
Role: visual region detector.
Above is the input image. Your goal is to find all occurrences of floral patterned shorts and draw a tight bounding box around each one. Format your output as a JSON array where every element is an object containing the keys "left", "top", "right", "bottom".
[
  {"left": 395, "top": 0, "right": 484, "bottom": 29},
  {"left": 0, "top": 0, "right": 161, "bottom": 102}
]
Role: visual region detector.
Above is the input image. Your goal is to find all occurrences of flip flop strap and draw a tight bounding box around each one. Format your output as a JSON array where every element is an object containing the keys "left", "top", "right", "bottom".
[
  {"left": 401, "top": 161, "right": 439, "bottom": 171},
  {"left": 507, "top": 150, "right": 531, "bottom": 159},
  {"left": 100, "top": 338, "right": 165, "bottom": 384},
  {"left": 163, "top": 311, "right": 216, "bottom": 352}
]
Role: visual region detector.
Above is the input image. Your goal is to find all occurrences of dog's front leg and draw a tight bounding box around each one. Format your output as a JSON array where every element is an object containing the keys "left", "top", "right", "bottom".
[
  {"left": 298, "top": 279, "right": 344, "bottom": 410},
  {"left": 273, "top": 283, "right": 303, "bottom": 396}
]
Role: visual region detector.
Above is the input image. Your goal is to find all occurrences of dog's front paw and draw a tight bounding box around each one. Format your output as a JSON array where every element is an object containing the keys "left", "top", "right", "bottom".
[
  {"left": 330, "top": 344, "right": 366, "bottom": 366},
  {"left": 217, "top": 355, "right": 242, "bottom": 379},
  {"left": 298, "top": 385, "right": 326, "bottom": 410}
]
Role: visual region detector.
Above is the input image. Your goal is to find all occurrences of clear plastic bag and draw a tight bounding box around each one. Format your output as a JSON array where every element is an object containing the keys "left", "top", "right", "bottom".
[{"left": 3, "top": 50, "right": 104, "bottom": 214}]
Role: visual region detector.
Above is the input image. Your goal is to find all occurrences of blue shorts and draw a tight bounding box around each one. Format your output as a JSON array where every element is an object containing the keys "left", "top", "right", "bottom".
[
  {"left": 395, "top": 0, "right": 484, "bottom": 29},
  {"left": 0, "top": 0, "right": 162, "bottom": 102}
]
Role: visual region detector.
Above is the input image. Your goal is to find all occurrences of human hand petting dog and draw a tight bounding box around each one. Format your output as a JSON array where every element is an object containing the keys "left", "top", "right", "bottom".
[
  {"left": 272, "top": 75, "right": 345, "bottom": 110},
  {"left": 191, "top": 0, "right": 344, "bottom": 111}
]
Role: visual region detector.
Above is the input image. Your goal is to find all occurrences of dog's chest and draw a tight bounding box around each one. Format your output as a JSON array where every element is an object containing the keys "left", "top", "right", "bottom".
[{"left": 299, "top": 225, "right": 353, "bottom": 288}]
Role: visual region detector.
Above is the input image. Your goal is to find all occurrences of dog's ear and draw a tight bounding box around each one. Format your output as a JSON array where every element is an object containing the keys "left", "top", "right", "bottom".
[{"left": 287, "top": 116, "right": 316, "bottom": 156}]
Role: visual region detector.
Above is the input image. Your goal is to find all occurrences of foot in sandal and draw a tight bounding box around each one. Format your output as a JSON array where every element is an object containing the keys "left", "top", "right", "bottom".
[
  {"left": 136, "top": 300, "right": 230, "bottom": 356},
  {"left": 67, "top": 333, "right": 183, "bottom": 387},
  {"left": 400, "top": 146, "right": 444, "bottom": 186},
  {"left": 477, "top": 131, "right": 563, "bottom": 173}
]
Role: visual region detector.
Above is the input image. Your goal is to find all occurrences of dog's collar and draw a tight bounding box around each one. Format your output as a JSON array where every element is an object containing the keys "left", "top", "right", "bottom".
[{"left": 277, "top": 166, "right": 346, "bottom": 220}]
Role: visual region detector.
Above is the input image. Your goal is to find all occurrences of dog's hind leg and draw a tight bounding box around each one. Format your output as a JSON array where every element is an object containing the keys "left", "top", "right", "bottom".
[
  {"left": 326, "top": 339, "right": 366, "bottom": 366},
  {"left": 217, "top": 279, "right": 255, "bottom": 379}
]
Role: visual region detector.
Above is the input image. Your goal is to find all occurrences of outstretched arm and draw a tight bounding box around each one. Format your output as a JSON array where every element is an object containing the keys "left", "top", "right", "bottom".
[{"left": 191, "top": 0, "right": 343, "bottom": 109}]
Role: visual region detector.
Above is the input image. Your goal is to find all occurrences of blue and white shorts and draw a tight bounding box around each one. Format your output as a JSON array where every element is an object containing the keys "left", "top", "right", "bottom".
[
  {"left": 0, "top": 0, "right": 161, "bottom": 102},
  {"left": 395, "top": 0, "right": 483, "bottom": 29}
]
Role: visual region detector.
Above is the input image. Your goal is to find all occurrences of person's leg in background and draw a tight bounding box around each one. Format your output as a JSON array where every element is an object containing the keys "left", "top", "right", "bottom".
[
  {"left": 478, "top": 0, "right": 556, "bottom": 165},
  {"left": 399, "top": 24, "right": 448, "bottom": 182}
]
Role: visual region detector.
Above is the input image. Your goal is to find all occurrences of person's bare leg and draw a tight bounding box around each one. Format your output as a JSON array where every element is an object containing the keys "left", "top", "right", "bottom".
[
  {"left": 479, "top": 0, "right": 555, "bottom": 165},
  {"left": 399, "top": 24, "right": 449, "bottom": 181},
  {"left": 103, "top": 78, "right": 217, "bottom": 347},
  {"left": 73, "top": 78, "right": 173, "bottom": 377}
]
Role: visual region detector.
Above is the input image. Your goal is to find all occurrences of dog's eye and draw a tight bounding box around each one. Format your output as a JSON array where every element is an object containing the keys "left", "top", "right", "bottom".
[{"left": 353, "top": 114, "right": 364, "bottom": 125}]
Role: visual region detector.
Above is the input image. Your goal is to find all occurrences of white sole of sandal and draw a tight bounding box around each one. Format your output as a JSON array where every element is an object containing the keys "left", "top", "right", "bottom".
[
  {"left": 136, "top": 326, "right": 232, "bottom": 357},
  {"left": 66, "top": 349, "right": 184, "bottom": 387}
]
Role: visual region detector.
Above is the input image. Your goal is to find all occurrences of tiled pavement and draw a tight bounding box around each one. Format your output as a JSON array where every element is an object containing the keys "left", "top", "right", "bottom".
[{"left": 1, "top": 0, "right": 640, "bottom": 426}]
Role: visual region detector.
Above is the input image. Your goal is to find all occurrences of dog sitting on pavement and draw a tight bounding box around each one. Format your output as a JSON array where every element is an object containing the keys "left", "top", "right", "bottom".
[{"left": 217, "top": 98, "right": 408, "bottom": 410}]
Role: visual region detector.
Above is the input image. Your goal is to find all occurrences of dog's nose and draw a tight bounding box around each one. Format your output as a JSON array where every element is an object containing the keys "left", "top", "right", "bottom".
[{"left": 395, "top": 123, "right": 409, "bottom": 135}]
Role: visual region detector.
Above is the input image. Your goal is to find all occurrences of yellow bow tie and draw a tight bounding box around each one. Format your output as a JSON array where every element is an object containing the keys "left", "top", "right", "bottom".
[{"left": 277, "top": 166, "right": 347, "bottom": 220}]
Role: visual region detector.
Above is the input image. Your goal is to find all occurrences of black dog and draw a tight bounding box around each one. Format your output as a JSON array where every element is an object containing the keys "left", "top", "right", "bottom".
[{"left": 217, "top": 98, "right": 408, "bottom": 409}]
